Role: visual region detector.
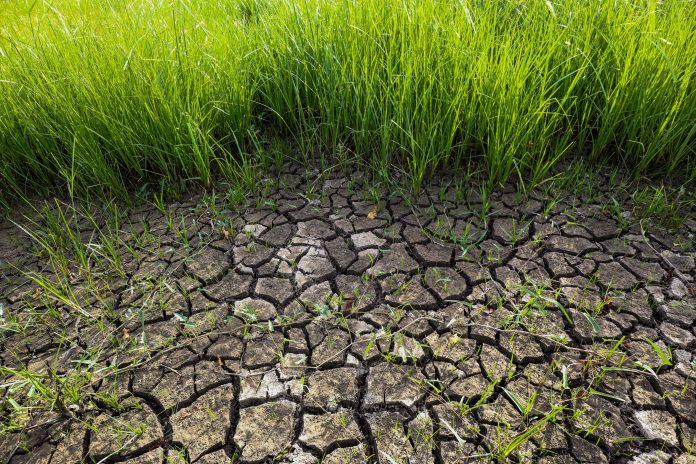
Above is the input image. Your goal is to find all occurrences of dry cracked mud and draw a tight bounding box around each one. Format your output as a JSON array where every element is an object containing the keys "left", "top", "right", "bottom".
[{"left": 1, "top": 167, "right": 695, "bottom": 463}]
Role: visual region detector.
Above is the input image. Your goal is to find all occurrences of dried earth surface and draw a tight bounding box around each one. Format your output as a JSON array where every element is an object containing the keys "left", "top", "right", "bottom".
[{"left": 1, "top": 168, "right": 695, "bottom": 463}]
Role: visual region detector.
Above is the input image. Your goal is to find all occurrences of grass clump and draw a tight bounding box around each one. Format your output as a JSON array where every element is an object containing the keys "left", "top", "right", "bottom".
[{"left": 1, "top": 0, "right": 695, "bottom": 204}]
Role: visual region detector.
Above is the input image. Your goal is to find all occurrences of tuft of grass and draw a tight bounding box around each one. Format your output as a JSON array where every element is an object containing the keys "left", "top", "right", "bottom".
[
  {"left": 1, "top": 0, "right": 695, "bottom": 203},
  {"left": 631, "top": 185, "right": 695, "bottom": 229}
]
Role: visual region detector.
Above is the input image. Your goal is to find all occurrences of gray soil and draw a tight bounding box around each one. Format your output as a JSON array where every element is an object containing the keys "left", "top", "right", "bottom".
[{"left": 1, "top": 167, "right": 695, "bottom": 463}]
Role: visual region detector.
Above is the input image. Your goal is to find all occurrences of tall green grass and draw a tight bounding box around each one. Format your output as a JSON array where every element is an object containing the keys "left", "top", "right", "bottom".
[{"left": 1, "top": 0, "right": 695, "bottom": 202}]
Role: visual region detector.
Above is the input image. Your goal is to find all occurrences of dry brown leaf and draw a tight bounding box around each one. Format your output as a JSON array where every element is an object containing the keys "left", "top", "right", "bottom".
[
  {"left": 342, "top": 297, "right": 356, "bottom": 315},
  {"left": 367, "top": 209, "right": 378, "bottom": 219}
]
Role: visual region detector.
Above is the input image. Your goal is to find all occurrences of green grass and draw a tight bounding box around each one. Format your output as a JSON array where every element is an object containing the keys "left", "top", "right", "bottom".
[{"left": 1, "top": 0, "right": 695, "bottom": 205}]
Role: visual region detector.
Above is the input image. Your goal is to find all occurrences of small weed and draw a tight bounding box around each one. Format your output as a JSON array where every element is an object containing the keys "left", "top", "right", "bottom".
[{"left": 632, "top": 185, "right": 694, "bottom": 229}]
